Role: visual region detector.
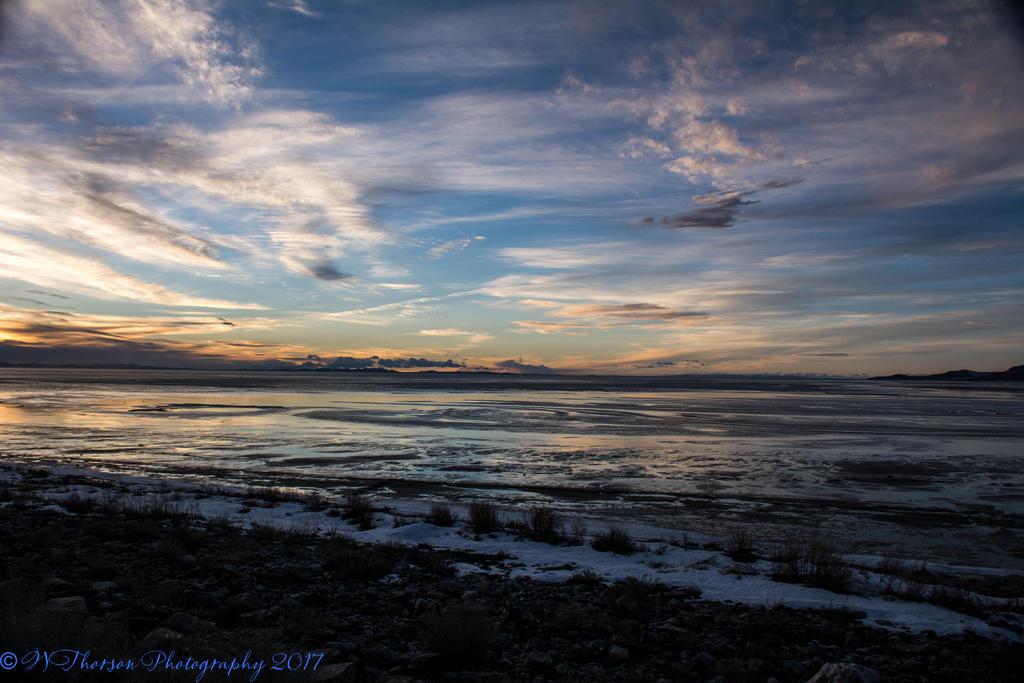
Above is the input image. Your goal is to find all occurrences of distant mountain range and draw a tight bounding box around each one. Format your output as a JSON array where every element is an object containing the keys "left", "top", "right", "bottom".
[{"left": 871, "top": 365, "right": 1024, "bottom": 381}]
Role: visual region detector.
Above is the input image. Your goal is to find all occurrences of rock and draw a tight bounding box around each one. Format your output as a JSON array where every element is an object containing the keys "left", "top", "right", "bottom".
[
  {"left": 608, "top": 645, "right": 629, "bottom": 663},
  {"left": 805, "top": 662, "right": 881, "bottom": 683},
  {"left": 525, "top": 650, "right": 554, "bottom": 670},
  {"left": 310, "top": 661, "right": 363, "bottom": 682},
  {"left": 179, "top": 588, "right": 220, "bottom": 608},
  {"left": 46, "top": 595, "right": 86, "bottom": 612},
  {"left": 694, "top": 651, "right": 715, "bottom": 667},
  {"left": 408, "top": 652, "right": 441, "bottom": 671},
  {"left": 42, "top": 576, "right": 71, "bottom": 593},
  {"left": 92, "top": 580, "right": 117, "bottom": 592},
  {"left": 139, "top": 628, "right": 184, "bottom": 649},
  {"left": 166, "top": 611, "right": 214, "bottom": 634}
]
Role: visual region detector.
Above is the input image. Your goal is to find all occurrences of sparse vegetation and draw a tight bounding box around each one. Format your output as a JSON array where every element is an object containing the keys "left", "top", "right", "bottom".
[
  {"left": 770, "top": 538, "right": 852, "bottom": 593},
  {"left": 522, "top": 506, "right": 564, "bottom": 544},
  {"left": 677, "top": 582, "right": 703, "bottom": 600},
  {"left": 568, "top": 518, "right": 588, "bottom": 545},
  {"left": 246, "top": 485, "right": 293, "bottom": 505},
  {"left": 342, "top": 492, "right": 375, "bottom": 530},
  {"left": 426, "top": 502, "right": 458, "bottom": 527},
  {"left": 2, "top": 473, "right": 1022, "bottom": 682},
  {"left": 468, "top": 500, "right": 501, "bottom": 534},
  {"left": 725, "top": 527, "right": 758, "bottom": 562},
  {"left": 609, "top": 575, "right": 667, "bottom": 602},
  {"left": 591, "top": 525, "right": 638, "bottom": 554},
  {"left": 303, "top": 490, "right": 329, "bottom": 511},
  {"left": 121, "top": 494, "right": 188, "bottom": 519},
  {"left": 61, "top": 491, "right": 93, "bottom": 514},
  {"left": 567, "top": 568, "right": 604, "bottom": 586}
]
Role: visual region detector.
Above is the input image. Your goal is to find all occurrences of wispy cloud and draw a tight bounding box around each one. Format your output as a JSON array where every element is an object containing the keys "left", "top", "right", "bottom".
[
  {"left": 0, "top": 235, "right": 263, "bottom": 309},
  {"left": 513, "top": 321, "right": 591, "bottom": 334},
  {"left": 427, "top": 235, "right": 485, "bottom": 259},
  {"left": 14, "top": 0, "right": 261, "bottom": 107},
  {"left": 553, "top": 303, "right": 708, "bottom": 321}
]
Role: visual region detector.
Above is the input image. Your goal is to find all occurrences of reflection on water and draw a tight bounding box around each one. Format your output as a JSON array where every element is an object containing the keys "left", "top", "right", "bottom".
[{"left": 1, "top": 368, "right": 1023, "bottom": 565}]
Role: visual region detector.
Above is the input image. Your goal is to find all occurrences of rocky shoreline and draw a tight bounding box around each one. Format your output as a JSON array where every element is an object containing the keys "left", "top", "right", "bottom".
[{"left": 1, "top": 484, "right": 1022, "bottom": 683}]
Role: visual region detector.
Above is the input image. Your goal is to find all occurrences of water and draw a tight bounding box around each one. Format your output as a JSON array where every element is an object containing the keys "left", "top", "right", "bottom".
[{"left": 2, "top": 368, "right": 1022, "bottom": 567}]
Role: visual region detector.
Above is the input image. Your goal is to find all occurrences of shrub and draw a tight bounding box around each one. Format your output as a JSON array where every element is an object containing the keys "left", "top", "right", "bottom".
[
  {"left": 247, "top": 486, "right": 287, "bottom": 505},
  {"left": 770, "top": 537, "right": 851, "bottom": 593},
  {"left": 342, "top": 493, "right": 375, "bottom": 530},
  {"left": 928, "top": 585, "right": 983, "bottom": 617},
  {"left": 426, "top": 502, "right": 457, "bottom": 527},
  {"left": 677, "top": 583, "right": 703, "bottom": 600},
  {"left": 568, "top": 518, "right": 588, "bottom": 546},
  {"left": 769, "top": 537, "right": 805, "bottom": 582},
  {"left": 567, "top": 569, "right": 604, "bottom": 586},
  {"left": 303, "top": 490, "right": 329, "bottom": 512},
  {"left": 468, "top": 500, "right": 501, "bottom": 535},
  {"left": 122, "top": 494, "right": 183, "bottom": 519},
  {"left": 804, "top": 540, "right": 852, "bottom": 592},
  {"left": 62, "top": 491, "right": 93, "bottom": 514},
  {"left": 591, "top": 525, "right": 638, "bottom": 554},
  {"left": 725, "top": 528, "right": 758, "bottom": 562},
  {"left": 414, "top": 549, "right": 455, "bottom": 576},
  {"left": 525, "top": 507, "right": 563, "bottom": 544},
  {"left": 610, "top": 575, "right": 666, "bottom": 602}
]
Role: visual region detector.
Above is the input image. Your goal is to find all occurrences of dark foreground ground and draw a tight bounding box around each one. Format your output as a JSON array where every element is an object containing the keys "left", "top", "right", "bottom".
[{"left": 1, "top": 498, "right": 1020, "bottom": 683}]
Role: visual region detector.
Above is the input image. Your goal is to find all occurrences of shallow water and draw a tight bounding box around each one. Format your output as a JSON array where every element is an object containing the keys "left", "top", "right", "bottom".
[{"left": 2, "top": 368, "right": 1022, "bottom": 567}]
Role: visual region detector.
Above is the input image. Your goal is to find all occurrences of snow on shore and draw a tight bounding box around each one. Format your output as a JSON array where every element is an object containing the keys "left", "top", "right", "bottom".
[{"left": 2, "top": 461, "right": 1021, "bottom": 642}]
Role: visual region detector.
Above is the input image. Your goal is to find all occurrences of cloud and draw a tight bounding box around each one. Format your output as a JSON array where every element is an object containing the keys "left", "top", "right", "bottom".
[
  {"left": 553, "top": 303, "right": 709, "bottom": 321},
  {"left": 516, "top": 299, "right": 563, "bottom": 308},
  {"left": 427, "top": 235, "right": 485, "bottom": 259},
  {"left": 626, "top": 359, "right": 704, "bottom": 369},
  {"left": 619, "top": 136, "right": 672, "bottom": 159},
  {"left": 270, "top": 1, "right": 320, "bottom": 18},
  {"left": 758, "top": 178, "right": 803, "bottom": 190},
  {"left": 375, "top": 283, "right": 422, "bottom": 291},
  {"left": 672, "top": 119, "right": 761, "bottom": 159},
  {"left": 513, "top": 321, "right": 590, "bottom": 334},
  {"left": 14, "top": 0, "right": 261, "bottom": 108},
  {"left": 272, "top": 354, "right": 467, "bottom": 370},
  {"left": 661, "top": 191, "right": 757, "bottom": 229},
  {"left": 655, "top": 178, "right": 803, "bottom": 229},
  {"left": 419, "top": 328, "right": 466, "bottom": 336},
  {"left": 417, "top": 328, "right": 495, "bottom": 345},
  {"left": 0, "top": 305, "right": 284, "bottom": 368},
  {"left": 26, "top": 290, "right": 70, "bottom": 300},
  {"left": 377, "top": 357, "right": 463, "bottom": 369},
  {"left": 494, "top": 359, "right": 555, "bottom": 374},
  {"left": 0, "top": 234, "right": 263, "bottom": 309},
  {"left": 307, "top": 261, "right": 350, "bottom": 281},
  {"left": 0, "top": 105, "right": 392, "bottom": 287},
  {"left": 325, "top": 356, "right": 376, "bottom": 369}
]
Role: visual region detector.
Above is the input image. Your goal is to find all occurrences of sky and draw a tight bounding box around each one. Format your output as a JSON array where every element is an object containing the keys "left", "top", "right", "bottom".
[{"left": 0, "top": 0, "right": 1022, "bottom": 375}]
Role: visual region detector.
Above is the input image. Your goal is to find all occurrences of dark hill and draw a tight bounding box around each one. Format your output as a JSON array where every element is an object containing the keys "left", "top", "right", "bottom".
[{"left": 871, "top": 365, "right": 1024, "bottom": 381}]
